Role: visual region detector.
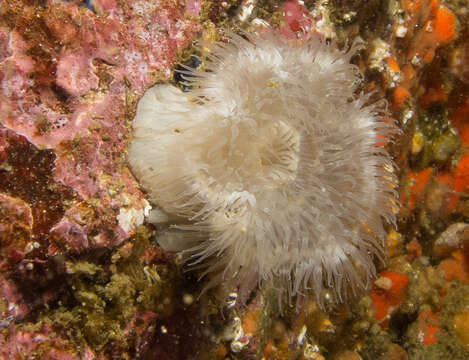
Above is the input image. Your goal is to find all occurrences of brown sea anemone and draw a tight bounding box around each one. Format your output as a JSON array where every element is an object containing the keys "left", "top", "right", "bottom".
[{"left": 128, "top": 30, "right": 398, "bottom": 306}]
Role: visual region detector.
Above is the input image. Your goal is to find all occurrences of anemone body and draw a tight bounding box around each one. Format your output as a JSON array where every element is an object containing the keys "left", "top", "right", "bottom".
[{"left": 128, "top": 30, "right": 398, "bottom": 305}]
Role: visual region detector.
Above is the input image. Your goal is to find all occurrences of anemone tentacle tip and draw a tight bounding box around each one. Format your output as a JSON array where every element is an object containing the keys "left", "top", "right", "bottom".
[{"left": 128, "top": 30, "right": 399, "bottom": 307}]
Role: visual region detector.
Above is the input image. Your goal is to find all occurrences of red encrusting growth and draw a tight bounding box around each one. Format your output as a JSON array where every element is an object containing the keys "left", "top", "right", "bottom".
[
  {"left": 406, "top": 238, "right": 422, "bottom": 261},
  {"left": 386, "top": 57, "right": 400, "bottom": 73},
  {"left": 419, "top": 85, "right": 446, "bottom": 108},
  {"left": 417, "top": 311, "right": 441, "bottom": 345},
  {"left": 392, "top": 87, "right": 410, "bottom": 110},
  {"left": 438, "top": 242, "right": 469, "bottom": 284},
  {"left": 454, "top": 153, "right": 469, "bottom": 192},
  {"left": 434, "top": 7, "right": 456, "bottom": 44},
  {"left": 389, "top": 0, "right": 458, "bottom": 110},
  {"left": 400, "top": 168, "right": 433, "bottom": 210},
  {"left": 371, "top": 270, "right": 409, "bottom": 328},
  {"left": 280, "top": 1, "right": 313, "bottom": 39}
]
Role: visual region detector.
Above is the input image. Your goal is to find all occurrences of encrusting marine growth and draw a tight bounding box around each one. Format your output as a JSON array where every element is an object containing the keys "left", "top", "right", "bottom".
[{"left": 128, "top": 29, "right": 399, "bottom": 307}]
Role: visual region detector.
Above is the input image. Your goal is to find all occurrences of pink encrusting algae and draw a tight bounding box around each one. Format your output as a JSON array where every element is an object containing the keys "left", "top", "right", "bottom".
[{"left": 0, "top": 0, "right": 201, "bottom": 253}]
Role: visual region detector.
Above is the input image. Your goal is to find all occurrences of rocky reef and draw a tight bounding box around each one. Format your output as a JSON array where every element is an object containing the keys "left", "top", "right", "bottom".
[{"left": 1, "top": 0, "right": 469, "bottom": 359}]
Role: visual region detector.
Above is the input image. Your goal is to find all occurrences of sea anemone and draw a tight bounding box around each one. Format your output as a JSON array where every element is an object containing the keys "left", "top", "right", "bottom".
[{"left": 128, "top": 29, "right": 398, "bottom": 306}]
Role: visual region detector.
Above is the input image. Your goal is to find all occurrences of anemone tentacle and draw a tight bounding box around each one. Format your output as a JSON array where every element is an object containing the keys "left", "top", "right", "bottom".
[{"left": 128, "top": 29, "right": 399, "bottom": 307}]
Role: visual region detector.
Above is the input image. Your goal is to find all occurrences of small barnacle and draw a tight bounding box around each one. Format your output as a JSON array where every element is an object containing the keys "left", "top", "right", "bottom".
[
  {"left": 128, "top": 29, "right": 399, "bottom": 307},
  {"left": 143, "top": 265, "right": 161, "bottom": 284}
]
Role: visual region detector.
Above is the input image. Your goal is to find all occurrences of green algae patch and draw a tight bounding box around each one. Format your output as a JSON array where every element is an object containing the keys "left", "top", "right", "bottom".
[
  {"left": 412, "top": 105, "right": 461, "bottom": 170},
  {"left": 404, "top": 285, "right": 469, "bottom": 360},
  {"left": 361, "top": 326, "right": 396, "bottom": 360},
  {"left": 65, "top": 260, "right": 101, "bottom": 276},
  {"left": 406, "top": 325, "right": 469, "bottom": 360},
  {"left": 40, "top": 226, "right": 176, "bottom": 354},
  {"left": 432, "top": 131, "right": 460, "bottom": 163}
]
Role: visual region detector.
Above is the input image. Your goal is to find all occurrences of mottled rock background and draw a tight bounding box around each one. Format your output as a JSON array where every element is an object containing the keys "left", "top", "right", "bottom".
[{"left": 1, "top": 0, "right": 469, "bottom": 359}]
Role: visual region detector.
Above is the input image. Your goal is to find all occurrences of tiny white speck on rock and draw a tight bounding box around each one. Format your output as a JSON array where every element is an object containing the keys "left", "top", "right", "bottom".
[{"left": 128, "top": 28, "right": 399, "bottom": 308}]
